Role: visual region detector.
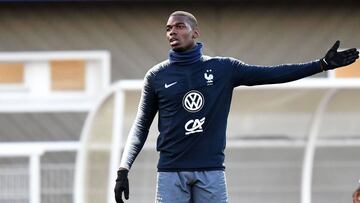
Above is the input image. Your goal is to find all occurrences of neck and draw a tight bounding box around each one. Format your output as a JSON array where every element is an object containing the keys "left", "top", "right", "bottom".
[
  {"left": 169, "top": 42, "right": 203, "bottom": 66},
  {"left": 179, "top": 42, "right": 196, "bottom": 52}
]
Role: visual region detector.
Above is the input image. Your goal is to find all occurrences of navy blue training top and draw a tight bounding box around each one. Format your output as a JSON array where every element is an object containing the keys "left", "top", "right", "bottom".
[{"left": 120, "top": 42, "right": 323, "bottom": 172}]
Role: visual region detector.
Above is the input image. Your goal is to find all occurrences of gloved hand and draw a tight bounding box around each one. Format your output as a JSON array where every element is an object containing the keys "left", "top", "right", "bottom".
[
  {"left": 320, "top": 40, "right": 359, "bottom": 71},
  {"left": 114, "top": 168, "right": 129, "bottom": 203}
]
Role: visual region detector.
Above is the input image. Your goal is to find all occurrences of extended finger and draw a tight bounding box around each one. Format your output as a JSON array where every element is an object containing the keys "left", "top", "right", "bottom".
[
  {"left": 354, "top": 51, "right": 360, "bottom": 57},
  {"left": 125, "top": 186, "right": 129, "bottom": 200},
  {"left": 346, "top": 53, "right": 359, "bottom": 60},
  {"left": 342, "top": 49, "right": 358, "bottom": 54},
  {"left": 330, "top": 40, "right": 340, "bottom": 51},
  {"left": 115, "top": 191, "right": 124, "bottom": 203},
  {"left": 343, "top": 51, "right": 359, "bottom": 58},
  {"left": 343, "top": 59, "right": 356, "bottom": 66},
  {"left": 346, "top": 53, "right": 360, "bottom": 60},
  {"left": 115, "top": 195, "right": 123, "bottom": 203},
  {"left": 342, "top": 48, "right": 357, "bottom": 54},
  {"left": 343, "top": 55, "right": 357, "bottom": 63}
]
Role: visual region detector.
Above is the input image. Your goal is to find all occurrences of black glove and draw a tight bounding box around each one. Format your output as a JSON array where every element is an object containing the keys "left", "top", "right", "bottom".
[
  {"left": 321, "top": 40, "right": 359, "bottom": 71},
  {"left": 114, "top": 169, "right": 129, "bottom": 203}
]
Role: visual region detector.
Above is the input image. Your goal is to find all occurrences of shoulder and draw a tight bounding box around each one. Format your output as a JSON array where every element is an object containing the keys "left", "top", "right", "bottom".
[
  {"left": 202, "top": 55, "right": 227, "bottom": 63},
  {"left": 221, "top": 56, "right": 243, "bottom": 65},
  {"left": 145, "top": 59, "right": 170, "bottom": 79},
  {"left": 202, "top": 55, "right": 243, "bottom": 65},
  {"left": 202, "top": 55, "right": 246, "bottom": 69}
]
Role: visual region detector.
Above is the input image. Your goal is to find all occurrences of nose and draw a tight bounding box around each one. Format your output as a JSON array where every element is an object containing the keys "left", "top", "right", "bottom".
[{"left": 169, "top": 26, "right": 177, "bottom": 36}]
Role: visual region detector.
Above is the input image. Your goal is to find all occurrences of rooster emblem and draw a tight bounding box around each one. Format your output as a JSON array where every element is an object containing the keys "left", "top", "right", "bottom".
[{"left": 204, "top": 69, "right": 214, "bottom": 86}]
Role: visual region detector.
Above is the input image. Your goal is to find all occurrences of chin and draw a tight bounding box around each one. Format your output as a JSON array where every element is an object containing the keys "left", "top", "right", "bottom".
[{"left": 171, "top": 45, "right": 185, "bottom": 52}]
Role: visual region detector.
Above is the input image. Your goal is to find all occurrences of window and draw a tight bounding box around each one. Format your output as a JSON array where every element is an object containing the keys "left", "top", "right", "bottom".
[
  {"left": 0, "top": 63, "right": 24, "bottom": 84},
  {"left": 335, "top": 59, "right": 360, "bottom": 78},
  {"left": 51, "top": 60, "right": 85, "bottom": 91}
]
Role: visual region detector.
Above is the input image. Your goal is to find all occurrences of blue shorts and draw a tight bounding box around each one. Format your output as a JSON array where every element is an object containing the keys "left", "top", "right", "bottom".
[{"left": 155, "top": 170, "right": 228, "bottom": 203}]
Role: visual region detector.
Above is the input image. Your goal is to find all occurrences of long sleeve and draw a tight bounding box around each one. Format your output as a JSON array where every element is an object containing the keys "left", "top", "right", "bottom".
[
  {"left": 228, "top": 57, "right": 323, "bottom": 87},
  {"left": 119, "top": 70, "right": 158, "bottom": 170}
]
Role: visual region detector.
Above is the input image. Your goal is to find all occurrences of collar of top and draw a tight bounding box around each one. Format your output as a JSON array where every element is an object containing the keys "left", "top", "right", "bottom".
[{"left": 168, "top": 42, "right": 203, "bottom": 66}]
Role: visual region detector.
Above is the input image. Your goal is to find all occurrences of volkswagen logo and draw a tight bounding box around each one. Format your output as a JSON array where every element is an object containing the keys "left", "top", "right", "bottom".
[{"left": 182, "top": 90, "right": 204, "bottom": 112}]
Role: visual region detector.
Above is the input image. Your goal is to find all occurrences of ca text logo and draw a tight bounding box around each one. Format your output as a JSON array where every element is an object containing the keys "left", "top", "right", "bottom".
[{"left": 185, "top": 117, "right": 205, "bottom": 135}]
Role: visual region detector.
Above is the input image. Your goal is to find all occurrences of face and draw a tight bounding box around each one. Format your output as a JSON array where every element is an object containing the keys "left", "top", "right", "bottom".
[{"left": 166, "top": 15, "right": 199, "bottom": 52}]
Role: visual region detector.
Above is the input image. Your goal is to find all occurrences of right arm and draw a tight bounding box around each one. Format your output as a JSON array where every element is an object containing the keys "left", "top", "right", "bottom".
[
  {"left": 119, "top": 70, "right": 158, "bottom": 170},
  {"left": 115, "top": 70, "right": 158, "bottom": 203}
]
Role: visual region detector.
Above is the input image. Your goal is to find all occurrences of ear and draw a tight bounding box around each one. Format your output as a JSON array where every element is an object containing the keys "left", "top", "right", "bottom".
[{"left": 192, "top": 27, "right": 200, "bottom": 39}]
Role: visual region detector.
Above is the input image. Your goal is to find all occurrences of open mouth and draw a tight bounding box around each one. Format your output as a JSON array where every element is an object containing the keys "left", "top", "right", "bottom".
[{"left": 170, "top": 38, "right": 180, "bottom": 45}]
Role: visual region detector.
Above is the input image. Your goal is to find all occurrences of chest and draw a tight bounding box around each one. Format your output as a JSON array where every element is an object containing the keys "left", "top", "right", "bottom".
[{"left": 153, "top": 66, "right": 226, "bottom": 108}]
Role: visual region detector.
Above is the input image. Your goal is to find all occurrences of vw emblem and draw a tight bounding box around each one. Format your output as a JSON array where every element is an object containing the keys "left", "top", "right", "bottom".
[{"left": 182, "top": 90, "right": 204, "bottom": 112}]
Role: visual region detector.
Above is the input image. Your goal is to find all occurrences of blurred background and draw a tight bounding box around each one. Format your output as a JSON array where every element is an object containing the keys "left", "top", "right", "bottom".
[{"left": 0, "top": 1, "right": 359, "bottom": 203}]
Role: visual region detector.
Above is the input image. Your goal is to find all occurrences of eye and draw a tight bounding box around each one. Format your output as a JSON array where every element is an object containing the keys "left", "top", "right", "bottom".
[{"left": 177, "top": 25, "right": 185, "bottom": 29}]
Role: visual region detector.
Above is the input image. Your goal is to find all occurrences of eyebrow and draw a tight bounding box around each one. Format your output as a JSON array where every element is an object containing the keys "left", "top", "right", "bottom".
[{"left": 166, "top": 22, "right": 186, "bottom": 28}]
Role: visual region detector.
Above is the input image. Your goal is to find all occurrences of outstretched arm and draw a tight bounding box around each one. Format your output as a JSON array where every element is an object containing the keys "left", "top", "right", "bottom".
[
  {"left": 230, "top": 40, "right": 359, "bottom": 87},
  {"left": 230, "top": 58, "right": 322, "bottom": 87}
]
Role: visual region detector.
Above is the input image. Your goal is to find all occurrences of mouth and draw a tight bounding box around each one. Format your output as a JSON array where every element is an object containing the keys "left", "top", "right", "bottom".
[{"left": 169, "top": 38, "right": 180, "bottom": 46}]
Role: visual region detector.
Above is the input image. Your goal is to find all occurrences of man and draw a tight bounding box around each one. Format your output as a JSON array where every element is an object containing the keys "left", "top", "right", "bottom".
[{"left": 114, "top": 11, "right": 359, "bottom": 203}]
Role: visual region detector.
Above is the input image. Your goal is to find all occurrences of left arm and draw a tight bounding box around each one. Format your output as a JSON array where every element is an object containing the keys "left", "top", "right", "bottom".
[
  {"left": 229, "top": 58, "right": 323, "bottom": 87},
  {"left": 229, "top": 40, "right": 359, "bottom": 87}
]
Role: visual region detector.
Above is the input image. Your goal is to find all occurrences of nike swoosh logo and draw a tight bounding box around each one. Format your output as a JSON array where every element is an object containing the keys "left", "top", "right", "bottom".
[{"left": 165, "top": 82, "right": 178, "bottom": 88}]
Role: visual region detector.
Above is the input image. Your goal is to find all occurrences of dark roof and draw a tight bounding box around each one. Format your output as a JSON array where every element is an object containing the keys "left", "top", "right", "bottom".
[{"left": 0, "top": 112, "right": 87, "bottom": 142}]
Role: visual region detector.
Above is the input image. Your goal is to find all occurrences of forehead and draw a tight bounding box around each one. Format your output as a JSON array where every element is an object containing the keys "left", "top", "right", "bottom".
[{"left": 166, "top": 15, "right": 189, "bottom": 26}]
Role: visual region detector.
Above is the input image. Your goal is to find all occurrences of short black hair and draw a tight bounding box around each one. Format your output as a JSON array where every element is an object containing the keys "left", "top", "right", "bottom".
[{"left": 170, "top": 11, "right": 198, "bottom": 29}]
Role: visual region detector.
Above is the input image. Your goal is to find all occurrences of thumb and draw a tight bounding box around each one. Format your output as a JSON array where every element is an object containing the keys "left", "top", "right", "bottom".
[{"left": 330, "top": 40, "right": 340, "bottom": 51}]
